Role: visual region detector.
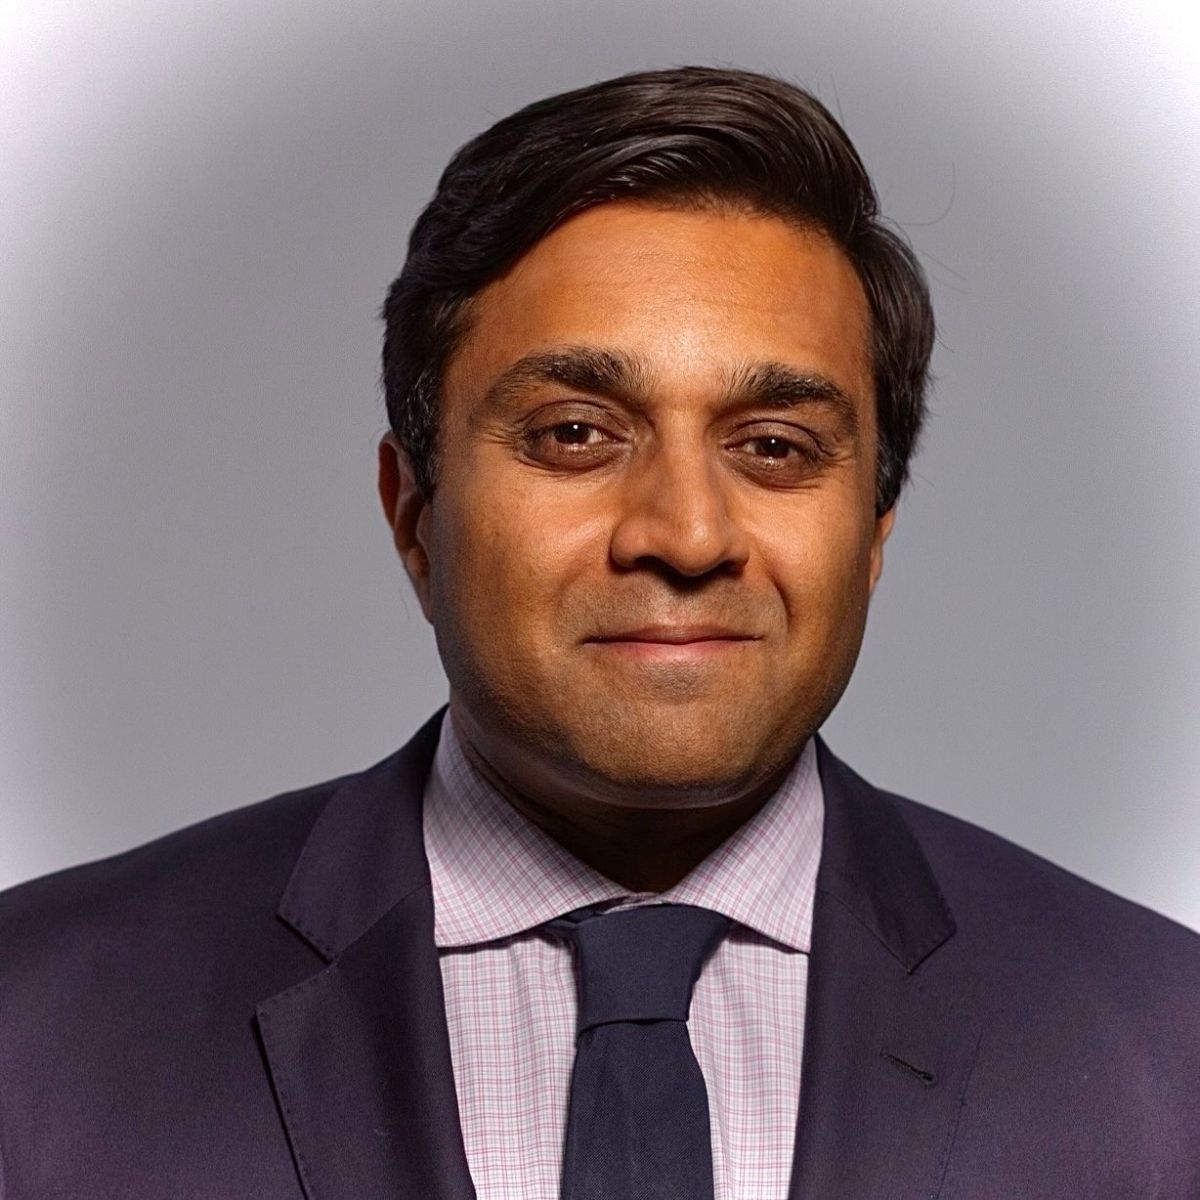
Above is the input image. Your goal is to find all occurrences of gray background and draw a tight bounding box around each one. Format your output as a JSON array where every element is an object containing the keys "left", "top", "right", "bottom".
[{"left": 3, "top": 0, "right": 1198, "bottom": 931}]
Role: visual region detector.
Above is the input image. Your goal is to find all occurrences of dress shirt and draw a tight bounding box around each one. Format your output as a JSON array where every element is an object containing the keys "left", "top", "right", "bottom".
[{"left": 421, "top": 714, "right": 824, "bottom": 1200}]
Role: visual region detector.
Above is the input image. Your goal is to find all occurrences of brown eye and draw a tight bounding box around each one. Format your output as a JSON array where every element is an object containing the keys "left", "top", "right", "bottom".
[
  {"left": 549, "top": 422, "right": 601, "bottom": 445},
  {"left": 521, "top": 417, "right": 622, "bottom": 469},
  {"left": 728, "top": 429, "right": 830, "bottom": 483},
  {"left": 738, "top": 435, "right": 814, "bottom": 462},
  {"left": 747, "top": 436, "right": 794, "bottom": 459}
]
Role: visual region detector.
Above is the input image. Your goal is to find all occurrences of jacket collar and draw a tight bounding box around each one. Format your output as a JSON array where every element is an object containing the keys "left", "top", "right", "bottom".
[
  {"left": 258, "top": 710, "right": 476, "bottom": 1200},
  {"left": 786, "top": 740, "right": 978, "bottom": 1199},
  {"left": 812, "top": 738, "right": 956, "bottom": 970},
  {"left": 275, "top": 714, "right": 958, "bottom": 970},
  {"left": 275, "top": 710, "right": 443, "bottom": 961}
]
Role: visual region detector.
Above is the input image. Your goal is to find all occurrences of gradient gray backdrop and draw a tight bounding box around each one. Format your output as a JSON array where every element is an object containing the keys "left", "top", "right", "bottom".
[{"left": 3, "top": 0, "right": 1198, "bottom": 931}]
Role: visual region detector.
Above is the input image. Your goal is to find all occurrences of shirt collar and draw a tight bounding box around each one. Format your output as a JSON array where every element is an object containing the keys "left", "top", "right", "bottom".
[{"left": 422, "top": 713, "right": 824, "bottom": 954}]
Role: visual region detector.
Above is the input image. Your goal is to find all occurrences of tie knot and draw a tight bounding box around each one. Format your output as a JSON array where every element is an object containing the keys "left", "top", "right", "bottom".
[{"left": 546, "top": 903, "right": 730, "bottom": 1033}]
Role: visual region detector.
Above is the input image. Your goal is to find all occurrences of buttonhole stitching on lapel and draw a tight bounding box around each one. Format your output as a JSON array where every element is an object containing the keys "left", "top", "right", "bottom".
[{"left": 880, "top": 1048, "right": 936, "bottom": 1086}]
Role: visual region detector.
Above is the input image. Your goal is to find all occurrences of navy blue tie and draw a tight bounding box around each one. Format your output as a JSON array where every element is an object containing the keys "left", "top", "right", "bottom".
[{"left": 545, "top": 902, "right": 732, "bottom": 1200}]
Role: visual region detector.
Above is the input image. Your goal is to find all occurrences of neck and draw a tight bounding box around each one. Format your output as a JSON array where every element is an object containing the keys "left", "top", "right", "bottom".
[{"left": 449, "top": 704, "right": 792, "bottom": 892}]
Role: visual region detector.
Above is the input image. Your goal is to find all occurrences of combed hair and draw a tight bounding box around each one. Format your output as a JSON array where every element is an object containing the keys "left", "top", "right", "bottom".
[{"left": 381, "top": 65, "right": 934, "bottom": 515}]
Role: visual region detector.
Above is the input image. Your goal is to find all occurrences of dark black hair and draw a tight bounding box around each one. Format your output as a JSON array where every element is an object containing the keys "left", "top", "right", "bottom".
[{"left": 381, "top": 65, "right": 933, "bottom": 515}]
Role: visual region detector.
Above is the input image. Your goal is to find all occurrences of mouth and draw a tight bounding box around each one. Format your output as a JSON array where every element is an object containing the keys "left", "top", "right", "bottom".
[
  {"left": 584, "top": 626, "right": 761, "bottom": 660},
  {"left": 589, "top": 625, "right": 758, "bottom": 645}
]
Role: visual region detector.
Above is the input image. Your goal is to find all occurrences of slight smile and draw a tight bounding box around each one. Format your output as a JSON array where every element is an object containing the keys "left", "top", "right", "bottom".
[{"left": 585, "top": 626, "right": 761, "bottom": 659}]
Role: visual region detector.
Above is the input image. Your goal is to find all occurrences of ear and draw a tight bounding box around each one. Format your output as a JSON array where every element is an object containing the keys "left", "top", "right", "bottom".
[
  {"left": 868, "top": 505, "right": 895, "bottom": 595},
  {"left": 377, "top": 433, "right": 434, "bottom": 621}
]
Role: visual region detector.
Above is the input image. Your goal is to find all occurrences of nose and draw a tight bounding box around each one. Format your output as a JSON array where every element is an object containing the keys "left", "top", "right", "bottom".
[{"left": 609, "top": 442, "right": 751, "bottom": 579}]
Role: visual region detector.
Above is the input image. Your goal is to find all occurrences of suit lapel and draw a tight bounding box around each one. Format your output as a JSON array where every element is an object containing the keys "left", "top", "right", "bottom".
[
  {"left": 257, "top": 711, "right": 476, "bottom": 1200},
  {"left": 789, "top": 741, "right": 981, "bottom": 1199}
]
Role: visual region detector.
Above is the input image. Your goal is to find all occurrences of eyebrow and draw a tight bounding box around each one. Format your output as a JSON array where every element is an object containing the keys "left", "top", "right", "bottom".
[
  {"left": 480, "top": 346, "right": 652, "bottom": 412},
  {"left": 480, "top": 344, "right": 861, "bottom": 436},
  {"left": 722, "top": 360, "right": 860, "bottom": 435}
]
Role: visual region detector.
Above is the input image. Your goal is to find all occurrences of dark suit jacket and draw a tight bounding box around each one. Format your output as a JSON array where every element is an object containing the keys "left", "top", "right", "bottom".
[{"left": 1, "top": 710, "right": 1197, "bottom": 1198}]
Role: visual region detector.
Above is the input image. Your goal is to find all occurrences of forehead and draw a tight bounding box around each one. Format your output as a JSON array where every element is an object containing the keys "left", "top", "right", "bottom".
[{"left": 445, "top": 201, "right": 875, "bottom": 417}]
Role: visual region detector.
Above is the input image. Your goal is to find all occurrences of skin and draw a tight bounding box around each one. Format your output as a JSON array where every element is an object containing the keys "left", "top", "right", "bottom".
[{"left": 379, "top": 201, "right": 894, "bottom": 891}]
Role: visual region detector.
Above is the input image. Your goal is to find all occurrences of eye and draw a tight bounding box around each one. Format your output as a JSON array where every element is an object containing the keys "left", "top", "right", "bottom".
[
  {"left": 743, "top": 435, "right": 799, "bottom": 460},
  {"left": 521, "top": 417, "right": 623, "bottom": 468},
  {"left": 544, "top": 421, "right": 607, "bottom": 447},
  {"left": 728, "top": 428, "right": 830, "bottom": 481}
]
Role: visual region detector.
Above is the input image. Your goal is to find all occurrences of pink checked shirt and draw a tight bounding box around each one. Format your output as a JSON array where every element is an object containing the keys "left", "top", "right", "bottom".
[{"left": 422, "top": 714, "right": 825, "bottom": 1200}]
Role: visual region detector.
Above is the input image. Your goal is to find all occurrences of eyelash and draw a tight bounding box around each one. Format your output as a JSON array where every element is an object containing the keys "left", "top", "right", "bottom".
[
  {"left": 734, "top": 434, "right": 825, "bottom": 466},
  {"left": 522, "top": 420, "right": 830, "bottom": 476},
  {"left": 530, "top": 421, "right": 614, "bottom": 451}
]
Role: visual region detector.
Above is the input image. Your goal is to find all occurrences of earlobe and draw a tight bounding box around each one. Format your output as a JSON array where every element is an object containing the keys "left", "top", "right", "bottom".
[
  {"left": 377, "top": 434, "right": 435, "bottom": 620},
  {"left": 868, "top": 506, "right": 895, "bottom": 595}
]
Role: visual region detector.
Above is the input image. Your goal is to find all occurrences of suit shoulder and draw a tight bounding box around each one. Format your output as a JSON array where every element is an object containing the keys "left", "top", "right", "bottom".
[
  {"left": 0, "top": 769, "right": 352, "bottom": 975},
  {"left": 887, "top": 788, "right": 1200, "bottom": 985}
]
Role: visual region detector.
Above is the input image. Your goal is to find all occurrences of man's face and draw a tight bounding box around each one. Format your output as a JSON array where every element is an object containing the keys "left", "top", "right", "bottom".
[{"left": 386, "top": 201, "right": 892, "bottom": 809}]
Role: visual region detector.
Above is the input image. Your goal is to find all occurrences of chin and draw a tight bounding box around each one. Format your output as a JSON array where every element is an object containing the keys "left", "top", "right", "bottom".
[{"left": 557, "top": 706, "right": 803, "bottom": 808}]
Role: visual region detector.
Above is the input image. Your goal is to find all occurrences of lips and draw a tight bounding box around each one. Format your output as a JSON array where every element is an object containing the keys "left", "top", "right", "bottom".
[{"left": 588, "top": 625, "right": 759, "bottom": 645}]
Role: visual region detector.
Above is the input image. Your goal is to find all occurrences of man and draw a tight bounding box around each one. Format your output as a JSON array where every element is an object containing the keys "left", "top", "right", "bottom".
[{"left": 0, "top": 65, "right": 1196, "bottom": 1200}]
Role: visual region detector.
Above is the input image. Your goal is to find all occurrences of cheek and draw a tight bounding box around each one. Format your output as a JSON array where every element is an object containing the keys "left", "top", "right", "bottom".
[
  {"left": 426, "top": 500, "right": 523, "bottom": 707},
  {"left": 428, "top": 475, "right": 598, "bottom": 648},
  {"left": 430, "top": 502, "right": 514, "bottom": 629},
  {"left": 759, "top": 502, "right": 874, "bottom": 610},
  {"left": 756, "top": 520, "right": 877, "bottom": 703}
]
